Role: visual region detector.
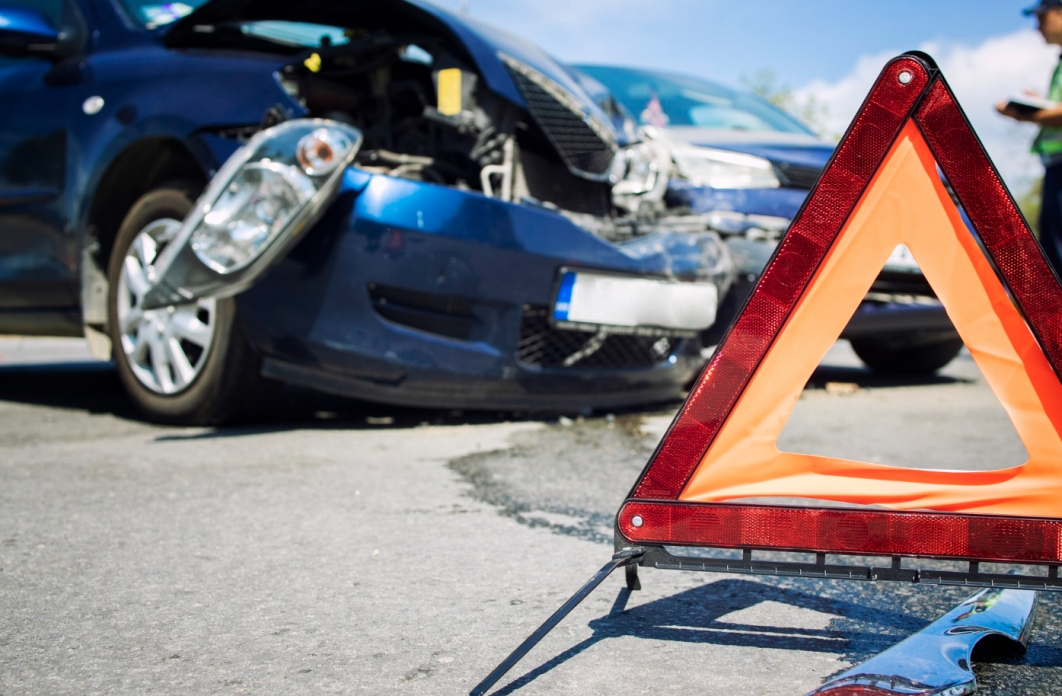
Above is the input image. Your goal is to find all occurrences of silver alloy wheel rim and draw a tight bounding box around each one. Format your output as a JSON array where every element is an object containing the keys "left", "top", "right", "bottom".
[{"left": 116, "top": 218, "right": 217, "bottom": 395}]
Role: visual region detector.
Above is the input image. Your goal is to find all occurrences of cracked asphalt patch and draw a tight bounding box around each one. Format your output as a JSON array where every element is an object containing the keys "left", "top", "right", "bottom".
[{"left": 447, "top": 413, "right": 655, "bottom": 544}]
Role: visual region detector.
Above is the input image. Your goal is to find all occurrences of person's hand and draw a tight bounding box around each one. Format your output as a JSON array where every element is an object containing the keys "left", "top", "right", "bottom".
[{"left": 997, "top": 100, "right": 1038, "bottom": 122}]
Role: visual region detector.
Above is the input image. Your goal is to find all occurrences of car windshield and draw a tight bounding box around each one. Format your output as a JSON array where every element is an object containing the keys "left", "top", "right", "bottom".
[
  {"left": 576, "top": 65, "right": 813, "bottom": 135},
  {"left": 116, "top": 1, "right": 208, "bottom": 29},
  {"left": 234, "top": 22, "right": 352, "bottom": 48},
  {"left": 116, "top": 1, "right": 352, "bottom": 47}
]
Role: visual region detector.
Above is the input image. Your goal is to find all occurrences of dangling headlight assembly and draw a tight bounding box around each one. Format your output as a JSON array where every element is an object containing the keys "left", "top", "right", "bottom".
[
  {"left": 141, "top": 119, "right": 362, "bottom": 310},
  {"left": 611, "top": 129, "right": 672, "bottom": 214},
  {"left": 671, "top": 145, "right": 780, "bottom": 189}
]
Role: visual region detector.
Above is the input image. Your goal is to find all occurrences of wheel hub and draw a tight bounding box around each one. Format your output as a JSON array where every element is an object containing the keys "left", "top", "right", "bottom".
[{"left": 116, "top": 219, "right": 218, "bottom": 395}]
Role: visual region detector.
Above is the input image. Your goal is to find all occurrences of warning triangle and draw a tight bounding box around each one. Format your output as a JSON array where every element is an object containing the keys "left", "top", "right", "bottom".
[{"left": 618, "top": 53, "right": 1062, "bottom": 563}]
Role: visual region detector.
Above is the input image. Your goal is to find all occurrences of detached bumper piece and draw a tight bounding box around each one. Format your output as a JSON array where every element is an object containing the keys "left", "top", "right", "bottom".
[{"left": 809, "top": 586, "right": 1037, "bottom": 696}]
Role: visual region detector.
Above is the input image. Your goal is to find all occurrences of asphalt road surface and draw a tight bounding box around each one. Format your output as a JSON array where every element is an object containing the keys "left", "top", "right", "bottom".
[{"left": 0, "top": 337, "right": 1059, "bottom": 695}]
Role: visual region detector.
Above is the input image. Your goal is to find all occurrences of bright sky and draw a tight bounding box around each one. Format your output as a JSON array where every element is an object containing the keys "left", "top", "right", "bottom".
[{"left": 432, "top": 0, "right": 1060, "bottom": 192}]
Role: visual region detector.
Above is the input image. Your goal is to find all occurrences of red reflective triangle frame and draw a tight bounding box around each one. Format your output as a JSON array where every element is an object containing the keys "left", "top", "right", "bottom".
[{"left": 618, "top": 53, "right": 1062, "bottom": 564}]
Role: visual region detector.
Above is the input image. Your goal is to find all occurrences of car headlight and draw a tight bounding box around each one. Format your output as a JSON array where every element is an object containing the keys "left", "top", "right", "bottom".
[
  {"left": 192, "top": 124, "right": 359, "bottom": 273},
  {"left": 611, "top": 131, "right": 671, "bottom": 213},
  {"left": 672, "top": 146, "right": 780, "bottom": 189},
  {"left": 140, "top": 119, "right": 362, "bottom": 310},
  {"left": 612, "top": 142, "right": 662, "bottom": 196}
]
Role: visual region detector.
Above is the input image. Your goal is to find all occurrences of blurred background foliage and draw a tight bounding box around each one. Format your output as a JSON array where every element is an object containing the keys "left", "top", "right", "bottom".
[
  {"left": 1018, "top": 177, "right": 1042, "bottom": 236},
  {"left": 741, "top": 68, "right": 836, "bottom": 141}
]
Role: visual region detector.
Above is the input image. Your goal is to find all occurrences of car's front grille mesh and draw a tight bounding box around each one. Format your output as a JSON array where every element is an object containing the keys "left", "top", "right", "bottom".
[
  {"left": 517, "top": 306, "right": 674, "bottom": 370},
  {"left": 518, "top": 149, "right": 611, "bottom": 216},
  {"left": 771, "top": 161, "right": 823, "bottom": 190},
  {"left": 503, "top": 61, "right": 615, "bottom": 178}
]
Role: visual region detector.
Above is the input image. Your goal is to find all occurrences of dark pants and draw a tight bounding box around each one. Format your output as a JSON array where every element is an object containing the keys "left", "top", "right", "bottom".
[{"left": 1040, "top": 163, "right": 1062, "bottom": 279}]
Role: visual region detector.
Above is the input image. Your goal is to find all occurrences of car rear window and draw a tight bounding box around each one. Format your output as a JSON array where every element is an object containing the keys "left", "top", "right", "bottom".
[{"left": 577, "top": 65, "right": 813, "bottom": 135}]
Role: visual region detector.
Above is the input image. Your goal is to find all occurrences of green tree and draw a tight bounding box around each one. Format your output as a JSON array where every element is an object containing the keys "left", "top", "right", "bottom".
[{"left": 741, "top": 68, "right": 833, "bottom": 140}]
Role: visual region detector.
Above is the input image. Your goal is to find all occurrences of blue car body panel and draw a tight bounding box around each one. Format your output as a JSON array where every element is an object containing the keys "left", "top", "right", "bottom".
[{"left": 239, "top": 173, "right": 702, "bottom": 408}]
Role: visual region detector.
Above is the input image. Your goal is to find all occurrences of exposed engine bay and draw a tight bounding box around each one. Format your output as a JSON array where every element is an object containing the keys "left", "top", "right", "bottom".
[
  {"left": 183, "top": 13, "right": 701, "bottom": 244},
  {"left": 271, "top": 30, "right": 683, "bottom": 242},
  {"left": 277, "top": 31, "right": 519, "bottom": 193}
]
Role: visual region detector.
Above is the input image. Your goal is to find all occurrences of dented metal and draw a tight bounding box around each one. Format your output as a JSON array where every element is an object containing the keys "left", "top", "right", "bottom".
[{"left": 808, "top": 587, "right": 1037, "bottom": 695}]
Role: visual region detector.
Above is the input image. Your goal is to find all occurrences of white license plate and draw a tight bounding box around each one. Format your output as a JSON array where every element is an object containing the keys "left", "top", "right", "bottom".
[
  {"left": 883, "top": 244, "right": 921, "bottom": 273},
  {"left": 552, "top": 270, "right": 718, "bottom": 334}
]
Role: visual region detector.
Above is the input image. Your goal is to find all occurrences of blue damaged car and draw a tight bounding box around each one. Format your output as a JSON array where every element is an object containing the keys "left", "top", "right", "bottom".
[
  {"left": 0, "top": 0, "right": 734, "bottom": 423},
  {"left": 575, "top": 65, "right": 963, "bottom": 376}
]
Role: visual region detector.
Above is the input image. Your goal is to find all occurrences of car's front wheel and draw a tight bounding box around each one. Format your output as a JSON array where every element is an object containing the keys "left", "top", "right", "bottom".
[
  {"left": 107, "top": 184, "right": 269, "bottom": 425},
  {"left": 849, "top": 335, "right": 964, "bottom": 375}
]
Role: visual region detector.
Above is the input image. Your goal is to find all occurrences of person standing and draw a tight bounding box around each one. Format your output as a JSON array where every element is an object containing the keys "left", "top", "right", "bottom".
[{"left": 999, "top": 0, "right": 1062, "bottom": 277}]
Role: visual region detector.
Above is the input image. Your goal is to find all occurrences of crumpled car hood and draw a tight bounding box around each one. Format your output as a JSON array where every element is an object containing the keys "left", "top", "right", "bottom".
[{"left": 164, "top": 0, "right": 615, "bottom": 131}]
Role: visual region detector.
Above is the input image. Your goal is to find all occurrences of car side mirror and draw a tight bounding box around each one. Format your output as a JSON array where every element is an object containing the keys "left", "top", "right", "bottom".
[{"left": 0, "top": 5, "right": 62, "bottom": 59}]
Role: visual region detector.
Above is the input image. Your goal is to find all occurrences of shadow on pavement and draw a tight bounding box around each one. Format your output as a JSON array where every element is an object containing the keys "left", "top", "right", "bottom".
[
  {"left": 489, "top": 575, "right": 1062, "bottom": 695},
  {"left": 806, "top": 363, "right": 970, "bottom": 390},
  {"left": 490, "top": 578, "right": 921, "bottom": 695},
  {"left": 0, "top": 361, "right": 672, "bottom": 436},
  {"left": 0, "top": 357, "right": 969, "bottom": 439},
  {"left": 0, "top": 361, "right": 139, "bottom": 418}
]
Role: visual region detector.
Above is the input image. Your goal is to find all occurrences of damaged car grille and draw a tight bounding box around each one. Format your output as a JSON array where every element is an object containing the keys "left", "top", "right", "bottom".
[
  {"left": 501, "top": 55, "right": 616, "bottom": 179},
  {"left": 519, "top": 149, "right": 612, "bottom": 216},
  {"left": 517, "top": 306, "right": 675, "bottom": 370}
]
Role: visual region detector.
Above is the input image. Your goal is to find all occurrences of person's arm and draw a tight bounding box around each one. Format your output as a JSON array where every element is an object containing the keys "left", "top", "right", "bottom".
[
  {"left": 997, "top": 101, "right": 1062, "bottom": 126},
  {"left": 1035, "top": 104, "right": 1062, "bottom": 127}
]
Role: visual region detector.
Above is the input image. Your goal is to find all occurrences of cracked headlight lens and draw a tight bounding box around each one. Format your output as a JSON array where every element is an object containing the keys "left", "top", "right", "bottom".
[
  {"left": 672, "top": 146, "right": 780, "bottom": 189},
  {"left": 192, "top": 162, "right": 317, "bottom": 273},
  {"left": 139, "top": 119, "right": 363, "bottom": 310},
  {"left": 187, "top": 121, "right": 360, "bottom": 274},
  {"left": 612, "top": 133, "right": 671, "bottom": 214}
]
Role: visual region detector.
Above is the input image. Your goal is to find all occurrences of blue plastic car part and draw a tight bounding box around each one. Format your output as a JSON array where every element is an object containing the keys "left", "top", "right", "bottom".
[{"left": 808, "top": 586, "right": 1036, "bottom": 695}]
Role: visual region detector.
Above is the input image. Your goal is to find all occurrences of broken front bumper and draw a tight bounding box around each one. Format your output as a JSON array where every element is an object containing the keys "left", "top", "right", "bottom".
[{"left": 233, "top": 171, "right": 725, "bottom": 410}]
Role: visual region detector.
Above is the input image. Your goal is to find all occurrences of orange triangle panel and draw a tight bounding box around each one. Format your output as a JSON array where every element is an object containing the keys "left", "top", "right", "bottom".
[{"left": 618, "top": 53, "right": 1062, "bottom": 564}]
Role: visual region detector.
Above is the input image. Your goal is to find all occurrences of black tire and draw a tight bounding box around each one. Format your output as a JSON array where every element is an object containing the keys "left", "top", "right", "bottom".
[
  {"left": 107, "top": 183, "right": 270, "bottom": 425},
  {"left": 850, "top": 336, "right": 964, "bottom": 375}
]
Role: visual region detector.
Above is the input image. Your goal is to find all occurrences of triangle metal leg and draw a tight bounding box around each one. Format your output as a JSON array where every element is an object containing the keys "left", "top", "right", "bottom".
[{"left": 470, "top": 547, "right": 644, "bottom": 696}]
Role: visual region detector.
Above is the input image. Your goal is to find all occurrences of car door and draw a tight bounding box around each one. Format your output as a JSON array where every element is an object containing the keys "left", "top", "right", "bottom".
[{"left": 0, "top": 0, "right": 86, "bottom": 328}]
